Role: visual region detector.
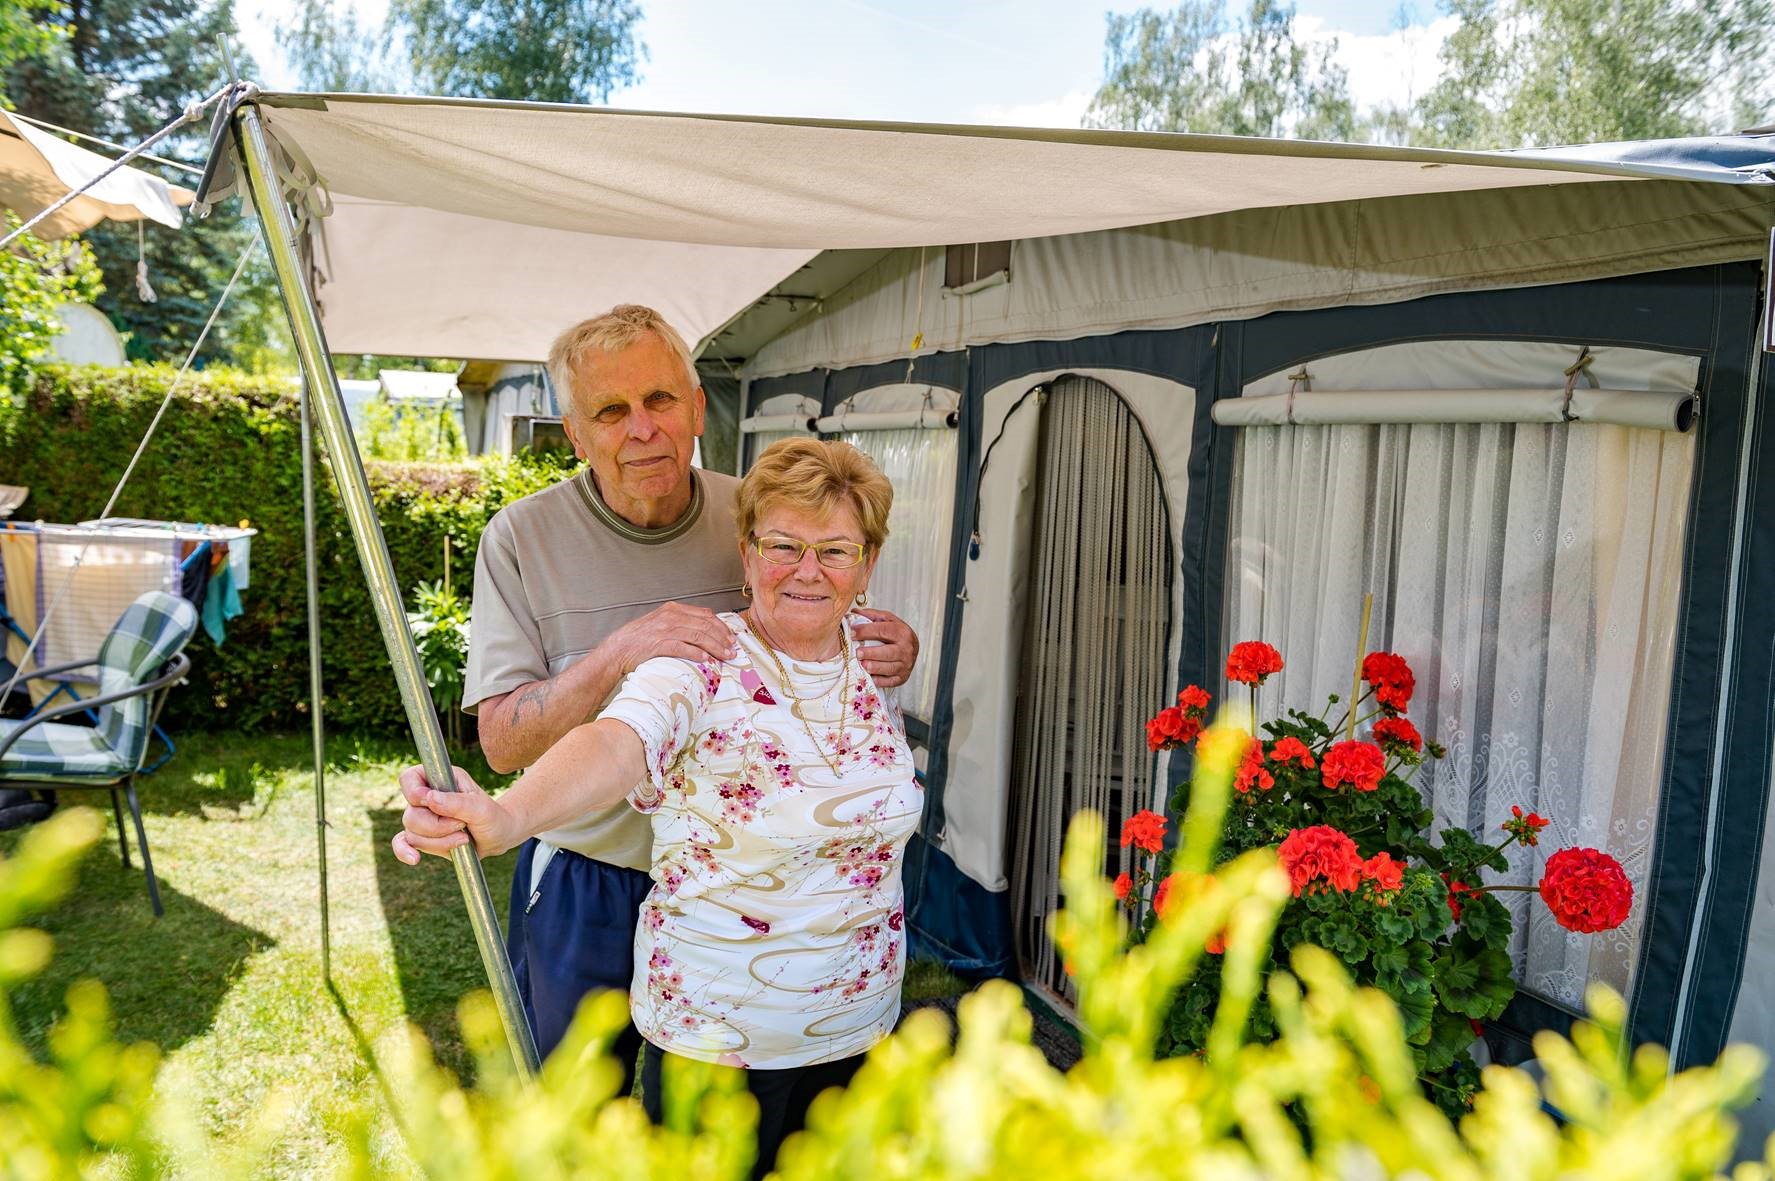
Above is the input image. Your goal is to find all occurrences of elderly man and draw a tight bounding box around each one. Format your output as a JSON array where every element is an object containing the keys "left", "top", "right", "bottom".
[{"left": 450, "top": 305, "right": 918, "bottom": 1071}]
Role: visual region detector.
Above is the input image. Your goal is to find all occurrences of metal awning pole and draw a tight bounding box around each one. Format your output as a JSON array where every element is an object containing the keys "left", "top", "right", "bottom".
[
  {"left": 233, "top": 102, "right": 540, "bottom": 1079},
  {"left": 300, "top": 371, "right": 331, "bottom": 983}
]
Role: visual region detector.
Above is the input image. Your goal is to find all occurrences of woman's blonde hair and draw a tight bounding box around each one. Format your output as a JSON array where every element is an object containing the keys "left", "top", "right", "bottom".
[{"left": 737, "top": 438, "right": 893, "bottom": 551}]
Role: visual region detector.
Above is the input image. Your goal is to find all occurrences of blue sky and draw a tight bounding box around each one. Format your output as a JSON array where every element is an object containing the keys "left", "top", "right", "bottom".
[{"left": 239, "top": 0, "right": 1448, "bottom": 124}]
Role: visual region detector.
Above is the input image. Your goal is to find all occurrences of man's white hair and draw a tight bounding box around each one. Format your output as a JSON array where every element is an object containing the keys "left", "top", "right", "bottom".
[{"left": 547, "top": 304, "right": 699, "bottom": 418}]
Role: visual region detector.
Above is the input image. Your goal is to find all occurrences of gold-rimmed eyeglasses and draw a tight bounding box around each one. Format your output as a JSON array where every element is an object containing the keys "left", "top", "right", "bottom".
[{"left": 751, "top": 534, "right": 868, "bottom": 569}]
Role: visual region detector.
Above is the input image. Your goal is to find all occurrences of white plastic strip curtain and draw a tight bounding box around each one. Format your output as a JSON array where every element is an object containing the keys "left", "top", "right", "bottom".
[
  {"left": 740, "top": 393, "right": 820, "bottom": 470},
  {"left": 1008, "top": 376, "right": 1171, "bottom": 1002},
  {"left": 1222, "top": 351, "right": 1697, "bottom": 1010},
  {"left": 821, "top": 386, "right": 960, "bottom": 722}
]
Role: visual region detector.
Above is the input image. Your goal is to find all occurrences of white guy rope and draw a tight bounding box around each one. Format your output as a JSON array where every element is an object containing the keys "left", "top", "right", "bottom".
[
  {"left": 7, "top": 110, "right": 207, "bottom": 177},
  {"left": 0, "top": 239, "right": 261, "bottom": 708}
]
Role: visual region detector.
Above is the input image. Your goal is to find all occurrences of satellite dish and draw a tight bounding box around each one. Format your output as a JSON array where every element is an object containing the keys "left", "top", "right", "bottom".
[{"left": 48, "top": 303, "right": 126, "bottom": 366}]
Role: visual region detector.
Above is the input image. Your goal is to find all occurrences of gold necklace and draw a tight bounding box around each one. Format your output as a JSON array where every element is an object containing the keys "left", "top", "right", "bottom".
[{"left": 745, "top": 611, "right": 852, "bottom": 777}]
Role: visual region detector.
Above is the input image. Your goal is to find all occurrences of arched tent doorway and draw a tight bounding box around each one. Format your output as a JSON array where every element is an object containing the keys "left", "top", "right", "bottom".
[{"left": 1006, "top": 374, "right": 1174, "bottom": 1001}]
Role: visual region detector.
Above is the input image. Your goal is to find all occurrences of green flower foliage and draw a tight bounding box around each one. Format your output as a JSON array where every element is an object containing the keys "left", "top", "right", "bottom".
[
  {"left": 0, "top": 365, "right": 570, "bottom": 733},
  {"left": 2, "top": 755, "right": 1771, "bottom": 1178},
  {"left": 1155, "top": 696, "right": 1528, "bottom": 1119},
  {"left": 408, "top": 575, "right": 472, "bottom": 745}
]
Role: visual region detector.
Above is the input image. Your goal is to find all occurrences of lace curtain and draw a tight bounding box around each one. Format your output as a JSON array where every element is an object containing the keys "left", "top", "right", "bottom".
[
  {"left": 1009, "top": 377, "right": 1172, "bottom": 1000},
  {"left": 1226, "top": 420, "right": 1695, "bottom": 1009},
  {"left": 837, "top": 426, "right": 957, "bottom": 720},
  {"left": 741, "top": 431, "right": 791, "bottom": 470}
]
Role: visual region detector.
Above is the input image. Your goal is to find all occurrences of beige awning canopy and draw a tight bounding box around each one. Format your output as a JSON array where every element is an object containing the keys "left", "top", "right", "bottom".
[
  {"left": 1, "top": 111, "right": 194, "bottom": 239},
  {"left": 247, "top": 92, "right": 1775, "bottom": 362}
]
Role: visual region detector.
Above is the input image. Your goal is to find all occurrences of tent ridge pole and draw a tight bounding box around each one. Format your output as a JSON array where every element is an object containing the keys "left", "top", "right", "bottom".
[{"left": 233, "top": 102, "right": 540, "bottom": 1079}]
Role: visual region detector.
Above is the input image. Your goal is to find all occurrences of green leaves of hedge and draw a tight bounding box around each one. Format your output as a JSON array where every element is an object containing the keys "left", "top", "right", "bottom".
[{"left": 0, "top": 366, "right": 570, "bottom": 735}]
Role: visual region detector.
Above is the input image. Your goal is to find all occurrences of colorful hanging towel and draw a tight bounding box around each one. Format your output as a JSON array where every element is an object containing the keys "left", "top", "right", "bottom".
[{"left": 201, "top": 557, "right": 242, "bottom": 645}]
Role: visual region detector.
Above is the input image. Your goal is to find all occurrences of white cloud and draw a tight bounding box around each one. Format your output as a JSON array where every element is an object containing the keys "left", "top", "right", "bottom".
[
  {"left": 966, "top": 88, "right": 1095, "bottom": 129},
  {"left": 962, "top": 19, "right": 1456, "bottom": 137},
  {"left": 1297, "top": 15, "right": 1459, "bottom": 114}
]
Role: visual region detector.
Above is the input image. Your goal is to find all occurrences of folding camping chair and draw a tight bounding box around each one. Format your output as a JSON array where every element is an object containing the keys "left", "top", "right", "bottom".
[{"left": 0, "top": 591, "right": 197, "bottom": 916}]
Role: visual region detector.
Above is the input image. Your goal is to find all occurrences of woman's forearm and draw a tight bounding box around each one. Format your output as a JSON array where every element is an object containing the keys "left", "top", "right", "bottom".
[{"left": 493, "top": 718, "right": 649, "bottom": 851}]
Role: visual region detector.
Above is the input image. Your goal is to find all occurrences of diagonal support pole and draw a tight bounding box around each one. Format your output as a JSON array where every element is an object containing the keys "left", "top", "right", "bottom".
[
  {"left": 233, "top": 103, "right": 540, "bottom": 1079},
  {"left": 300, "top": 368, "right": 331, "bottom": 983}
]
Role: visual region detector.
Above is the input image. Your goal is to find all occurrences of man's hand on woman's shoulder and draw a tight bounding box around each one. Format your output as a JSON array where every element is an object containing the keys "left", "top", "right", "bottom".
[
  {"left": 851, "top": 607, "right": 919, "bottom": 689},
  {"left": 609, "top": 601, "right": 739, "bottom": 675}
]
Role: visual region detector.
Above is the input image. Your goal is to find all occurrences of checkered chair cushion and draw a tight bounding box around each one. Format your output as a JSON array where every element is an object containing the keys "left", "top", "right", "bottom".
[
  {"left": 92, "top": 591, "right": 197, "bottom": 768},
  {"left": 0, "top": 718, "right": 131, "bottom": 779}
]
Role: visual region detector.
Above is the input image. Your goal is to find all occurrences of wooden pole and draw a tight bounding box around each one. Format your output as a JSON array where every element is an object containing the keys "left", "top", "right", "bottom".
[{"left": 1347, "top": 593, "right": 1373, "bottom": 740}]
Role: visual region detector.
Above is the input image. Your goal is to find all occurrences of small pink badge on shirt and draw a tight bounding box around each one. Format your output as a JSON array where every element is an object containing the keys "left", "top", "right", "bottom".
[{"left": 740, "top": 668, "right": 775, "bottom": 705}]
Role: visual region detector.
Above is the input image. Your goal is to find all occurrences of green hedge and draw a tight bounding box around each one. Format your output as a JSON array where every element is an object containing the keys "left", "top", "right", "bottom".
[{"left": 0, "top": 365, "right": 568, "bottom": 733}]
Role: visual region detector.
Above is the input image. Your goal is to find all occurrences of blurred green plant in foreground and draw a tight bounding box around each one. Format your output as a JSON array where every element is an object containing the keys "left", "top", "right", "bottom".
[{"left": 3, "top": 724, "right": 1771, "bottom": 1178}]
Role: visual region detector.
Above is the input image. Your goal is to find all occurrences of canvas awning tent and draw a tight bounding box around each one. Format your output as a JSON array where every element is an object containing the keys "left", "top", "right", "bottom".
[
  {"left": 201, "top": 86, "right": 1775, "bottom": 1098},
  {"left": 234, "top": 94, "right": 1773, "bottom": 364},
  {"left": 0, "top": 111, "right": 194, "bottom": 238}
]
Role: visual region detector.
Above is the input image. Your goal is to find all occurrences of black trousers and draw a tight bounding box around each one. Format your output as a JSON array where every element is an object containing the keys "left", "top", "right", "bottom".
[{"left": 640, "top": 1041, "right": 866, "bottom": 1179}]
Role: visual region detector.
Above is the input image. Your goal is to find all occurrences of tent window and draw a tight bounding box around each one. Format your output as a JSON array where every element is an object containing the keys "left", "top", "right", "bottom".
[
  {"left": 833, "top": 422, "right": 957, "bottom": 723},
  {"left": 1225, "top": 417, "right": 1696, "bottom": 1012},
  {"left": 1008, "top": 375, "right": 1172, "bottom": 1005},
  {"left": 944, "top": 240, "right": 1012, "bottom": 291},
  {"left": 820, "top": 386, "right": 960, "bottom": 723}
]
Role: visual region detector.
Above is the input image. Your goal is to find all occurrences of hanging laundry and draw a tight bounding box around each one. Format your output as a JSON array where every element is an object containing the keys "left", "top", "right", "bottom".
[
  {"left": 0, "top": 527, "right": 41, "bottom": 704},
  {"left": 201, "top": 548, "right": 242, "bottom": 645}
]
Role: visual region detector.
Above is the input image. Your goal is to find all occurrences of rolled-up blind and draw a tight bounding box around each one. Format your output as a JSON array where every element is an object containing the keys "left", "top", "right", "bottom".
[
  {"left": 814, "top": 406, "right": 957, "bottom": 433},
  {"left": 739, "top": 412, "right": 819, "bottom": 434},
  {"left": 1212, "top": 387, "right": 1698, "bottom": 432}
]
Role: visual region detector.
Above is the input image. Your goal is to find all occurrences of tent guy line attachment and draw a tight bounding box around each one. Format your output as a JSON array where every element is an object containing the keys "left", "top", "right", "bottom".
[
  {"left": 0, "top": 239, "right": 260, "bottom": 711},
  {"left": 0, "top": 84, "right": 228, "bottom": 251}
]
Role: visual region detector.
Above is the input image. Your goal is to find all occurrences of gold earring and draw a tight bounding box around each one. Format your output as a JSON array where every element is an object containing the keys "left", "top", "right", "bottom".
[
  {"left": 741, "top": 585, "right": 753, "bottom": 599},
  {"left": 856, "top": 591, "right": 868, "bottom": 607}
]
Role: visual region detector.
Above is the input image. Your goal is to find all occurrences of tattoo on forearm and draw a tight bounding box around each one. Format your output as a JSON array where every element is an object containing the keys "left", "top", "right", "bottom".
[{"left": 509, "top": 681, "right": 553, "bottom": 730}]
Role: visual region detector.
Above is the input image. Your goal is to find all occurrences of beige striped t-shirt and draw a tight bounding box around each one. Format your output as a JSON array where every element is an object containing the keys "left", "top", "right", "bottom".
[{"left": 463, "top": 467, "right": 747, "bottom": 870}]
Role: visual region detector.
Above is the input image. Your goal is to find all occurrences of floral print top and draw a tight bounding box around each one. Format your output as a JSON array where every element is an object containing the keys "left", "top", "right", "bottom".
[{"left": 599, "top": 612, "right": 921, "bottom": 1069}]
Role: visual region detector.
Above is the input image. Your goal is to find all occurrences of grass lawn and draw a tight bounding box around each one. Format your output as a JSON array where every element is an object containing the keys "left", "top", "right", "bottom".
[{"left": 2, "top": 730, "right": 970, "bottom": 1175}]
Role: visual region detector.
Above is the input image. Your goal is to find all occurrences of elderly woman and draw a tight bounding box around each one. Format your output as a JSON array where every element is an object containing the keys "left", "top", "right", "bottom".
[{"left": 392, "top": 438, "right": 919, "bottom": 1174}]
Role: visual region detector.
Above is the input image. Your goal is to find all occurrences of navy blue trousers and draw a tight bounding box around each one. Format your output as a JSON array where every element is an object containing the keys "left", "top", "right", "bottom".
[{"left": 507, "top": 839, "right": 654, "bottom": 1081}]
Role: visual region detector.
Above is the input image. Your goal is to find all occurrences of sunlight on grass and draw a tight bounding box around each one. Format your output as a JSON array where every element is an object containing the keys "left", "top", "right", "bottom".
[{"left": 0, "top": 733, "right": 521, "bottom": 1177}]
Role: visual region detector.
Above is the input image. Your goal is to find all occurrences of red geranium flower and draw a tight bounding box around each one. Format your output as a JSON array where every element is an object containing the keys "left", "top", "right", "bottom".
[
  {"left": 1278, "top": 825, "right": 1364, "bottom": 896},
  {"left": 1121, "top": 809, "right": 1168, "bottom": 855},
  {"left": 1321, "top": 740, "right": 1387, "bottom": 792},
  {"left": 1145, "top": 705, "right": 1203, "bottom": 751},
  {"left": 1234, "top": 739, "right": 1275, "bottom": 794},
  {"left": 1372, "top": 715, "right": 1422, "bottom": 754},
  {"left": 1177, "top": 684, "right": 1212, "bottom": 714},
  {"left": 1445, "top": 876, "right": 1471, "bottom": 922},
  {"left": 1113, "top": 872, "right": 1132, "bottom": 902},
  {"left": 1502, "top": 804, "right": 1552, "bottom": 847},
  {"left": 1226, "top": 640, "right": 1284, "bottom": 686},
  {"left": 1153, "top": 873, "right": 1173, "bottom": 917},
  {"left": 1539, "top": 847, "right": 1633, "bottom": 933},
  {"left": 1268, "top": 736, "right": 1316, "bottom": 769},
  {"left": 1362, "top": 651, "right": 1416, "bottom": 714},
  {"left": 1361, "top": 851, "right": 1406, "bottom": 892}
]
